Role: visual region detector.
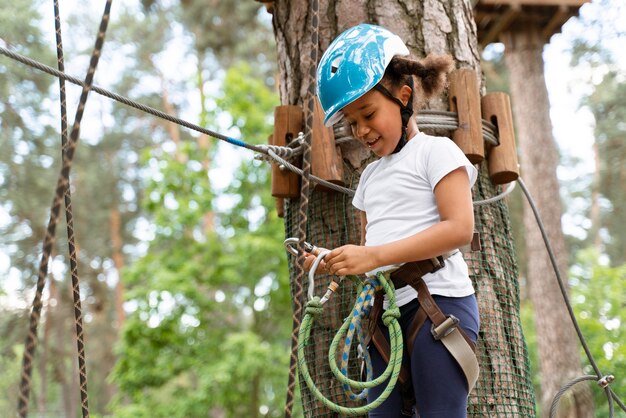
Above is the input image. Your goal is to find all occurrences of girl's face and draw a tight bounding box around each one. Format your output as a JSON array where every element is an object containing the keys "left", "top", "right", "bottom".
[{"left": 342, "top": 86, "right": 409, "bottom": 157}]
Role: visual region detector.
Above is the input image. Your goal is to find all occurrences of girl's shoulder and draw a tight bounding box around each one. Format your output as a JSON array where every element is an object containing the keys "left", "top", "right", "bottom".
[
  {"left": 359, "top": 158, "right": 382, "bottom": 183},
  {"left": 411, "top": 132, "right": 453, "bottom": 148}
]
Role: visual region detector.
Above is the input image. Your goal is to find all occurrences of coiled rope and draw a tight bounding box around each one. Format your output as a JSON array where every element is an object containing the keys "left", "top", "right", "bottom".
[{"left": 297, "top": 251, "right": 403, "bottom": 415}]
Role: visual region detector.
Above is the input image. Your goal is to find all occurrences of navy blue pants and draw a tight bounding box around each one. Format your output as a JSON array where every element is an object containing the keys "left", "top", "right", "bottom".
[{"left": 367, "top": 294, "right": 480, "bottom": 418}]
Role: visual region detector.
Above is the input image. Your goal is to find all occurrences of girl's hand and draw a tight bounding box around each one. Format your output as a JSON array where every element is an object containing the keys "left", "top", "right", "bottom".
[
  {"left": 303, "top": 247, "right": 329, "bottom": 274},
  {"left": 324, "top": 245, "right": 377, "bottom": 276}
]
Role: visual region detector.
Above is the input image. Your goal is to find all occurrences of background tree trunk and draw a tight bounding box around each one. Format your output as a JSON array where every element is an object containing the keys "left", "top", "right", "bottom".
[
  {"left": 272, "top": 0, "right": 536, "bottom": 416},
  {"left": 501, "top": 27, "right": 594, "bottom": 417}
]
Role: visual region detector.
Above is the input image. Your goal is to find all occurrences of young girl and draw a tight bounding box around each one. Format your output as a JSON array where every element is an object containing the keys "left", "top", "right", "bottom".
[{"left": 307, "top": 24, "right": 480, "bottom": 417}]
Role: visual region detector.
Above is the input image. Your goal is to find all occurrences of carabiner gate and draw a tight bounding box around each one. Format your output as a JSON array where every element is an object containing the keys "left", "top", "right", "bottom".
[{"left": 284, "top": 237, "right": 317, "bottom": 256}]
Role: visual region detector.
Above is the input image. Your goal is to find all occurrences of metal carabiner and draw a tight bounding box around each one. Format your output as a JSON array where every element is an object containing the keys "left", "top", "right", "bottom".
[
  {"left": 284, "top": 237, "right": 317, "bottom": 256},
  {"left": 284, "top": 238, "right": 338, "bottom": 303},
  {"left": 308, "top": 250, "right": 331, "bottom": 301}
]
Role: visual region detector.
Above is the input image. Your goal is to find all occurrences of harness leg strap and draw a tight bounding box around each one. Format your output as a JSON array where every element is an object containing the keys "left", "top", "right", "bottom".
[{"left": 414, "top": 278, "right": 479, "bottom": 391}]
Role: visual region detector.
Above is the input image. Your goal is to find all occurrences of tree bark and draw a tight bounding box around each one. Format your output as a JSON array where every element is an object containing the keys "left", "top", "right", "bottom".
[
  {"left": 501, "top": 27, "right": 594, "bottom": 418},
  {"left": 273, "top": 0, "right": 535, "bottom": 416}
]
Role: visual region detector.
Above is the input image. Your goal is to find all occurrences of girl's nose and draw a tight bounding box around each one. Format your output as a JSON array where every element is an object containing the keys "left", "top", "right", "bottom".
[{"left": 354, "top": 123, "right": 370, "bottom": 139}]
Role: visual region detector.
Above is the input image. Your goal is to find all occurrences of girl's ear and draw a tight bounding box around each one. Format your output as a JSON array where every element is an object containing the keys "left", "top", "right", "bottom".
[{"left": 399, "top": 85, "right": 413, "bottom": 107}]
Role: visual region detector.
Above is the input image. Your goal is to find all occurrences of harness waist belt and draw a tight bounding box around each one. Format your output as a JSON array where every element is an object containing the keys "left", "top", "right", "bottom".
[{"left": 390, "top": 251, "right": 458, "bottom": 289}]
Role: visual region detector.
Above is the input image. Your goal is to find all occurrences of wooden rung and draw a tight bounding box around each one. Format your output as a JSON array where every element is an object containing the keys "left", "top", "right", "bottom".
[
  {"left": 448, "top": 69, "right": 485, "bottom": 164},
  {"left": 271, "top": 105, "right": 303, "bottom": 198},
  {"left": 311, "top": 98, "right": 344, "bottom": 191},
  {"left": 481, "top": 92, "right": 519, "bottom": 184}
]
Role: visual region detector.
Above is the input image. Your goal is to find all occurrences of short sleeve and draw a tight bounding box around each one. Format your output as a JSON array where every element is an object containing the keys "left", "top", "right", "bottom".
[
  {"left": 353, "top": 185, "right": 365, "bottom": 211},
  {"left": 352, "top": 162, "right": 376, "bottom": 211},
  {"left": 424, "top": 137, "right": 478, "bottom": 191}
]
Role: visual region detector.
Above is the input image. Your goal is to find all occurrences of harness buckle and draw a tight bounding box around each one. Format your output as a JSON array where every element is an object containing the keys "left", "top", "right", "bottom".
[
  {"left": 429, "top": 255, "right": 445, "bottom": 273},
  {"left": 431, "top": 315, "right": 460, "bottom": 340}
]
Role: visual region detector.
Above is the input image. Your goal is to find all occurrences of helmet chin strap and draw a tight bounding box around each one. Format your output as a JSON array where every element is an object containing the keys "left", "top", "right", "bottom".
[{"left": 373, "top": 81, "right": 414, "bottom": 154}]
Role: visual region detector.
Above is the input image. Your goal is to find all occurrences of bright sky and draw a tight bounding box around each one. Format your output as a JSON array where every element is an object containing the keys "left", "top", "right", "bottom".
[{"left": 1, "top": 0, "right": 624, "bottom": 307}]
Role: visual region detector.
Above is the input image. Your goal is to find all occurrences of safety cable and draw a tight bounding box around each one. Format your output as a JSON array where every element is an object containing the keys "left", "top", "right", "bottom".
[
  {"left": 283, "top": 0, "right": 320, "bottom": 416},
  {"left": 0, "top": 45, "right": 266, "bottom": 155},
  {"left": 53, "top": 0, "right": 90, "bottom": 416},
  {"left": 517, "top": 178, "right": 625, "bottom": 417},
  {"left": 17, "top": 1, "right": 113, "bottom": 417},
  {"left": 0, "top": 46, "right": 504, "bottom": 183},
  {"left": 0, "top": 43, "right": 516, "bottom": 205}
]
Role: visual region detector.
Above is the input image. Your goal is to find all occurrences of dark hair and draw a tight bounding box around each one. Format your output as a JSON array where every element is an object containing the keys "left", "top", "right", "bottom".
[{"left": 382, "top": 54, "right": 454, "bottom": 99}]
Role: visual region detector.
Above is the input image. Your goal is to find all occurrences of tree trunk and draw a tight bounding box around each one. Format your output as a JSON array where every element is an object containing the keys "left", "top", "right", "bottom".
[
  {"left": 502, "top": 28, "right": 594, "bottom": 418},
  {"left": 273, "top": 1, "right": 536, "bottom": 416}
]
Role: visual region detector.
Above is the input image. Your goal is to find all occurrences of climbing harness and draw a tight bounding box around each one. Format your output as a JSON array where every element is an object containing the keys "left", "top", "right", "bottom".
[
  {"left": 371, "top": 250, "right": 479, "bottom": 391},
  {"left": 285, "top": 238, "right": 480, "bottom": 415}
]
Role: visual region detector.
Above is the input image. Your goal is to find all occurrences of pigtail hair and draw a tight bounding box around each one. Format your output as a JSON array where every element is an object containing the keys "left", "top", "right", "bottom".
[{"left": 389, "top": 54, "right": 454, "bottom": 98}]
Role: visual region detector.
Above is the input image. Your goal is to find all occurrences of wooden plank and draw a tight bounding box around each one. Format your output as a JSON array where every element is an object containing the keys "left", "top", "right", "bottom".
[
  {"left": 311, "top": 98, "right": 345, "bottom": 190},
  {"left": 481, "top": 5, "right": 521, "bottom": 46},
  {"left": 542, "top": 5, "right": 572, "bottom": 39},
  {"left": 272, "top": 106, "right": 302, "bottom": 198},
  {"left": 482, "top": 93, "right": 519, "bottom": 184},
  {"left": 448, "top": 69, "right": 484, "bottom": 164}
]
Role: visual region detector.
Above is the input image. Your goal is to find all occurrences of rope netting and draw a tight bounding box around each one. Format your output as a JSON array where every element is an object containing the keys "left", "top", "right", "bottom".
[{"left": 283, "top": 144, "right": 537, "bottom": 417}]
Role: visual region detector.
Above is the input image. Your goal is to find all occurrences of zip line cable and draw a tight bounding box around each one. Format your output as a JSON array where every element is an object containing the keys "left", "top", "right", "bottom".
[{"left": 0, "top": 45, "right": 264, "bottom": 153}]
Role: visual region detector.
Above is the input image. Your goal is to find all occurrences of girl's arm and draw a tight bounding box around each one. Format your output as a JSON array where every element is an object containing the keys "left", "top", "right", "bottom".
[
  {"left": 325, "top": 167, "right": 473, "bottom": 276},
  {"left": 359, "top": 210, "right": 367, "bottom": 246}
]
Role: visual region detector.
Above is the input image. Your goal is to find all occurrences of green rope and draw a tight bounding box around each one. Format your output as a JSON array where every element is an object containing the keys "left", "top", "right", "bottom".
[{"left": 297, "top": 272, "right": 403, "bottom": 415}]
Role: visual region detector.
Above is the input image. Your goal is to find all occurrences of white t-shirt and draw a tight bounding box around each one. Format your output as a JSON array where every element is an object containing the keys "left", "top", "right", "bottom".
[{"left": 352, "top": 132, "right": 478, "bottom": 307}]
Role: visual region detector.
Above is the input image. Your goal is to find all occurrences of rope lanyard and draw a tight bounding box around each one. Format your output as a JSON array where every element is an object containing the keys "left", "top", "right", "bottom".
[
  {"left": 333, "top": 277, "right": 376, "bottom": 401},
  {"left": 295, "top": 248, "right": 404, "bottom": 415}
]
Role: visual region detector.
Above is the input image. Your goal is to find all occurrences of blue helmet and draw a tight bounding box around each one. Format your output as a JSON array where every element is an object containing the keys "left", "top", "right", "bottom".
[{"left": 316, "top": 24, "right": 410, "bottom": 126}]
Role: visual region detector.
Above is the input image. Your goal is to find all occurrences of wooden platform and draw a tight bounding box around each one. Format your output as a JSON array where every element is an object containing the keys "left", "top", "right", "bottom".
[{"left": 473, "top": 0, "right": 589, "bottom": 46}]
